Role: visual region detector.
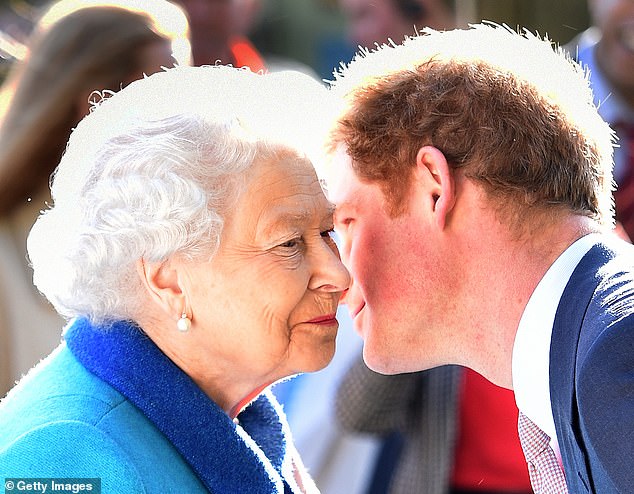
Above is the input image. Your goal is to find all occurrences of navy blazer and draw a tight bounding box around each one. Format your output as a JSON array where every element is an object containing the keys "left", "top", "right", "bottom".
[{"left": 550, "top": 237, "right": 634, "bottom": 493}]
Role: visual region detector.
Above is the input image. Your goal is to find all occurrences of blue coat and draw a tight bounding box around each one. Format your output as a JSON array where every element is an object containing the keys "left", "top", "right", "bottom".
[
  {"left": 550, "top": 238, "right": 634, "bottom": 493},
  {"left": 0, "top": 318, "right": 298, "bottom": 493}
]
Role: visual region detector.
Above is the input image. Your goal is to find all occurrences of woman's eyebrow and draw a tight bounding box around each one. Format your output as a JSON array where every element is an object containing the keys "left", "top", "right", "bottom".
[
  {"left": 259, "top": 204, "right": 336, "bottom": 237},
  {"left": 257, "top": 209, "right": 311, "bottom": 237}
]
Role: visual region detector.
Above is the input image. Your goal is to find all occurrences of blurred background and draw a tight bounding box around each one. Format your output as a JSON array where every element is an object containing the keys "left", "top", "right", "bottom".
[
  {"left": 250, "top": 0, "right": 591, "bottom": 79},
  {"left": 0, "top": 0, "right": 593, "bottom": 82}
]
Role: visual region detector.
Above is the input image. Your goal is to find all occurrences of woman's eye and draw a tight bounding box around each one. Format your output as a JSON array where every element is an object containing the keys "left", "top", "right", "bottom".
[{"left": 279, "top": 238, "right": 300, "bottom": 249}]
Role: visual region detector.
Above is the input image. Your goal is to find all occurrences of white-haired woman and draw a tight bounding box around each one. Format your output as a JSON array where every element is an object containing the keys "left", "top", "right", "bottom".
[{"left": 0, "top": 65, "right": 349, "bottom": 493}]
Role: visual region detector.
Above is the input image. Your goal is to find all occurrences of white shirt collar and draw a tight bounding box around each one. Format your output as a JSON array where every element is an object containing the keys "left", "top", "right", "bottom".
[{"left": 512, "top": 233, "right": 601, "bottom": 448}]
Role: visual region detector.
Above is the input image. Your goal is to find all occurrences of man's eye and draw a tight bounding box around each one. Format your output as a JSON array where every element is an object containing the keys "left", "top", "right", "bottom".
[
  {"left": 321, "top": 228, "right": 335, "bottom": 239},
  {"left": 334, "top": 215, "right": 353, "bottom": 228}
]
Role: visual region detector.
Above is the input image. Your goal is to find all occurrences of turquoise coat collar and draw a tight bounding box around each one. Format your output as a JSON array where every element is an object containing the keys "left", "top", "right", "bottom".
[{"left": 64, "top": 318, "right": 294, "bottom": 494}]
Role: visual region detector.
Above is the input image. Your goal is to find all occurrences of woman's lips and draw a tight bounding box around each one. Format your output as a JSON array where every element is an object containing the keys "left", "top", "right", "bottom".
[{"left": 306, "top": 313, "right": 338, "bottom": 325}]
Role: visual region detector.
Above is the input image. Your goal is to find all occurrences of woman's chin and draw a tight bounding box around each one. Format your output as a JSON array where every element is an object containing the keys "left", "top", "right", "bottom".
[{"left": 295, "top": 342, "right": 337, "bottom": 374}]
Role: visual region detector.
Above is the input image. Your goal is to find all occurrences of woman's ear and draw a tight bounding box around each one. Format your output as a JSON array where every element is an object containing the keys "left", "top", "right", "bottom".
[
  {"left": 415, "top": 145, "right": 455, "bottom": 230},
  {"left": 136, "top": 258, "right": 186, "bottom": 317}
]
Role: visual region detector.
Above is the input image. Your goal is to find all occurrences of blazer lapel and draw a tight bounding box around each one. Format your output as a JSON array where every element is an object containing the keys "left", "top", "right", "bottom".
[{"left": 549, "top": 241, "right": 614, "bottom": 491}]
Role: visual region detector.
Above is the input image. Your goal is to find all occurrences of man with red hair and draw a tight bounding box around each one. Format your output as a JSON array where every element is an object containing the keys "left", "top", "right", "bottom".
[{"left": 323, "top": 23, "right": 632, "bottom": 493}]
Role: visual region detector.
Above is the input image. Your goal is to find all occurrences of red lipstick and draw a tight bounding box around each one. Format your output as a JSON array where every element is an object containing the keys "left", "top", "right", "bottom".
[{"left": 306, "top": 314, "right": 338, "bottom": 325}]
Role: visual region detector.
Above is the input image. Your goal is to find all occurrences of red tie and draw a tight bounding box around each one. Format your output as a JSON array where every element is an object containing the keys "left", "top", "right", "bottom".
[
  {"left": 518, "top": 412, "right": 568, "bottom": 494},
  {"left": 613, "top": 122, "right": 634, "bottom": 240}
]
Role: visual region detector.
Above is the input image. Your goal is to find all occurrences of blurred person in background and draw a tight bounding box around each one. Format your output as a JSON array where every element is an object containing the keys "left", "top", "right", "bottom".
[
  {"left": 337, "top": 360, "right": 533, "bottom": 494},
  {"left": 173, "top": 0, "right": 317, "bottom": 75},
  {"left": 566, "top": 0, "right": 634, "bottom": 241},
  {"left": 333, "top": 3, "right": 532, "bottom": 494},
  {"left": 172, "top": 0, "right": 265, "bottom": 70},
  {"left": 0, "top": 0, "right": 191, "bottom": 397},
  {"left": 339, "top": 0, "right": 454, "bottom": 50},
  {"left": 0, "top": 64, "right": 348, "bottom": 490}
]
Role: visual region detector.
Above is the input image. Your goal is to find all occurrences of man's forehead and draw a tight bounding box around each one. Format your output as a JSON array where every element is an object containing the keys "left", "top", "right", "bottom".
[{"left": 323, "top": 146, "right": 357, "bottom": 206}]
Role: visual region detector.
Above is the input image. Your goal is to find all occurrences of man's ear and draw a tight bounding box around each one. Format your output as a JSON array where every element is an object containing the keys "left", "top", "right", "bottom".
[
  {"left": 414, "top": 145, "right": 455, "bottom": 230},
  {"left": 136, "top": 258, "right": 186, "bottom": 319}
]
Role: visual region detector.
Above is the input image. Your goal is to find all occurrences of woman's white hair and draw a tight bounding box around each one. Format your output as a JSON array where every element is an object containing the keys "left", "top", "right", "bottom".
[{"left": 27, "top": 65, "right": 329, "bottom": 323}]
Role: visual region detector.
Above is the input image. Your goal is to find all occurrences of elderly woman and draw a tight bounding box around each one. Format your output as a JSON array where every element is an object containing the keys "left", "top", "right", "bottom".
[{"left": 0, "top": 65, "right": 349, "bottom": 493}]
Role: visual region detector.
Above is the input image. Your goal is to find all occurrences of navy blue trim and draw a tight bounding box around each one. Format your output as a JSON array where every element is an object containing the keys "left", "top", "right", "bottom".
[{"left": 65, "top": 318, "right": 289, "bottom": 494}]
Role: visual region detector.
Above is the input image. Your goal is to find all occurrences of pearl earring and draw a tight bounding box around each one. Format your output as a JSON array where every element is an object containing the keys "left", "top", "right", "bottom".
[{"left": 177, "top": 312, "right": 191, "bottom": 332}]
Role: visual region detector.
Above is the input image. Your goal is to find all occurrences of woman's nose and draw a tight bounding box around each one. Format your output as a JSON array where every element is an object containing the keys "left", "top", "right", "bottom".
[{"left": 309, "top": 241, "right": 352, "bottom": 293}]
